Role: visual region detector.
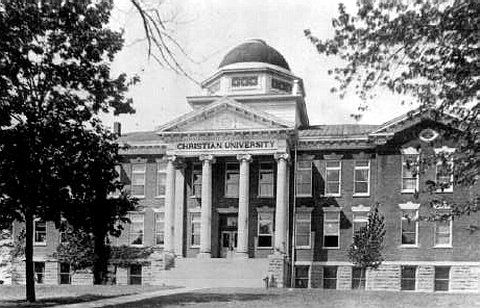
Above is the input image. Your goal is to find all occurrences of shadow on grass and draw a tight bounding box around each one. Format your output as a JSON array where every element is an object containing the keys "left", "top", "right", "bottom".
[
  {"left": 0, "top": 294, "right": 120, "bottom": 308},
  {"left": 105, "top": 292, "right": 274, "bottom": 308}
]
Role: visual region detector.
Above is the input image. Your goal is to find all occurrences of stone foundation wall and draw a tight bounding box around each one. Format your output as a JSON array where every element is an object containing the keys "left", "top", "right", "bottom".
[
  {"left": 71, "top": 270, "right": 93, "bottom": 285},
  {"left": 337, "top": 266, "right": 352, "bottom": 290},
  {"left": 116, "top": 267, "right": 128, "bottom": 285},
  {"left": 450, "top": 266, "right": 480, "bottom": 292},
  {"left": 310, "top": 264, "right": 323, "bottom": 288},
  {"left": 267, "top": 254, "right": 290, "bottom": 288},
  {"left": 366, "top": 264, "right": 400, "bottom": 291}
]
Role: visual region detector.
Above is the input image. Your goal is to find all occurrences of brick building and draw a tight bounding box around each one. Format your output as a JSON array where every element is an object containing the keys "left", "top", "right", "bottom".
[{"left": 12, "top": 39, "right": 480, "bottom": 292}]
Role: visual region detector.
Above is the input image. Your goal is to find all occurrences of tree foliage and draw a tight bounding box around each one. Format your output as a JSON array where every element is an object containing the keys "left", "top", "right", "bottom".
[
  {"left": 0, "top": 0, "right": 136, "bottom": 301},
  {"left": 348, "top": 205, "right": 386, "bottom": 270}
]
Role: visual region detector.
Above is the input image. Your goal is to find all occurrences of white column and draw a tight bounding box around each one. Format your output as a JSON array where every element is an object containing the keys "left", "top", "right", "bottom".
[
  {"left": 236, "top": 154, "right": 252, "bottom": 258},
  {"left": 174, "top": 164, "right": 185, "bottom": 257},
  {"left": 198, "top": 154, "right": 215, "bottom": 258},
  {"left": 164, "top": 155, "right": 176, "bottom": 254},
  {"left": 274, "top": 153, "right": 289, "bottom": 253}
]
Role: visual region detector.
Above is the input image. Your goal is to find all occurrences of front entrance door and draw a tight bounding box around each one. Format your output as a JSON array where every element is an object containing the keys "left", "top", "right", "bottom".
[
  {"left": 221, "top": 231, "right": 237, "bottom": 258},
  {"left": 219, "top": 214, "right": 238, "bottom": 258}
]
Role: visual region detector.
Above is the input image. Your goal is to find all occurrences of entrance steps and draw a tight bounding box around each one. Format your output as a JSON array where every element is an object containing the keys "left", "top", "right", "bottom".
[{"left": 156, "top": 258, "right": 269, "bottom": 288}]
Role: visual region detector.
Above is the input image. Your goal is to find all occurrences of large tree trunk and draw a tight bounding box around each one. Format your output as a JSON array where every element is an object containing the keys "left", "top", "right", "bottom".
[
  {"left": 24, "top": 211, "right": 35, "bottom": 302},
  {"left": 92, "top": 230, "right": 108, "bottom": 285}
]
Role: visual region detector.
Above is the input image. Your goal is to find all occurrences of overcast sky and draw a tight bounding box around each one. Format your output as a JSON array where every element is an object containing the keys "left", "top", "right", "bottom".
[{"left": 107, "top": 0, "right": 414, "bottom": 133}]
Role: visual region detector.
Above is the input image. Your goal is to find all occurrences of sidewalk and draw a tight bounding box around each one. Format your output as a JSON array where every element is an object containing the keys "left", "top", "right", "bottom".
[{"left": 51, "top": 287, "right": 201, "bottom": 308}]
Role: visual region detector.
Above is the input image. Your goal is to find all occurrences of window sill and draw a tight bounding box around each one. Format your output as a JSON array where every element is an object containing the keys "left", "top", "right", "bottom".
[
  {"left": 258, "top": 195, "right": 274, "bottom": 199},
  {"left": 190, "top": 245, "right": 200, "bottom": 249},
  {"left": 34, "top": 243, "right": 47, "bottom": 247},
  {"left": 130, "top": 244, "right": 144, "bottom": 248},
  {"left": 154, "top": 196, "right": 165, "bottom": 199},
  {"left": 324, "top": 194, "right": 341, "bottom": 198},
  {"left": 401, "top": 190, "right": 416, "bottom": 194},
  {"left": 322, "top": 247, "right": 340, "bottom": 250},
  {"left": 295, "top": 246, "right": 311, "bottom": 250},
  {"left": 132, "top": 195, "right": 145, "bottom": 199},
  {"left": 296, "top": 194, "right": 312, "bottom": 198},
  {"left": 433, "top": 245, "right": 453, "bottom": 249},
  {"left": 189, "top": 195, "right": 201, "bottom": 199},
  {"left": 399, "top": 245, "right": 419, "bottom": 248},
  {"left": 435, "top": 190, "right": 453, "bottom": 194},
  {"left": 256, "top": 246, "right": 273, "bottom": 250},
  {"left": 353, "top": 193, "right": 370, "bottom": 198}
]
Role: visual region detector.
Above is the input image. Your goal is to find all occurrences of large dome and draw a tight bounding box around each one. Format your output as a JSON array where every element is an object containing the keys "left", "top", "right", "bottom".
[{"left": 219, "top": 39, "right": 290, "bottom": 71}]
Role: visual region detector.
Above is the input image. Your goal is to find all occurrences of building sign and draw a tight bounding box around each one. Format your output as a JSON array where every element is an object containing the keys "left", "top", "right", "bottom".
[{"left": 176, "top": 140, "right": 276, "bottom": 151}]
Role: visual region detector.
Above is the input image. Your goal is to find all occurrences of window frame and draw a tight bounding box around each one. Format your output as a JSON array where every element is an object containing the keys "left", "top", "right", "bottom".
[
  {"left": 434, "top": 214, "right": 452, "bottom": 248},
  {"left": 401, "top": 210, "right": 419, "bottom": 247},
  {"left": 295, "top": 209, "right": 312, "bottom": 249},
  {"left": 296, "top": 160, "right": 313, "bottom": 197},
  {"left": 353, "top": 160, "right": 371, "bottom": 196},
  {"left": 128, "top": 264, "right": 142, "bottom": 285},
  {"left": 131, "top": 162, "right": 146, "bottom": 198},
  {"left": 230, "top": 75, "right": 260, "bottom": 91},
  {"left": 294, "top": 265, "right": 310, "bottom": 288},
  {"left": 190, "top": 212, "right": 201, "bottom": 248},
  {"left": 400, "top": 265, "right": 417, "bottom": 291},
  {"left": 434, "top": 266, "right": 450, "bottom": 292},
  {"left": 191, "top": 163, "right": 202, "bottom": 198},
  {"left": 59, "top": 262, "right": 72, "bottom": 285},
  {"left": 156, "top": 160, "right": 167, "bottom": 198},
  {"left": 323, "top": 266, "right": 338, "bottom": 289},
  {"left": 154, "top": 211, "right": 165, "bottom": 247},
  {"left": 258, "top": 161, "right": 274, "bottom": 198},
  {"left": 128, "top": 212, "right": 144, "bottom": 247},
  {"left": 257, "top": 211, "right": 274, "bottom": 249},
  {"left": 224, "top": 162, "right": 240, "bottom": 198},
  {"left": 34, "top": 262, "right": 45, "bottom": 284},
  {"left": 325, "top": 160, "right": 342, "bottom": 197},
  {"left": 351, "top": 267, "right": 366, "bottom": 290},
  {"left": 352, "top": 210, "right": 369, "bottom": 237},
  {"left": 33, "top": 219, "right": 47, "bottom": 246},
  {"left": 323, "top": 209, "right": 340, "bottom": 249},
  {"left": 401, "top": 148, "right": 420, "bottom": 193}
]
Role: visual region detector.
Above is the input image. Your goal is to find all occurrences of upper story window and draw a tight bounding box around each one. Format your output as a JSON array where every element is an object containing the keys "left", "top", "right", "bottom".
[
  {"left": 353, "top": 160, "right": 370, "bottom": 196},
  {"left": 154, "top": 211, "right": 165, "bottom": 246},
  {"left": 323, "top": 208, "right": 340, "bottom": 249},
  {"left": 231, "top": 76, "right": 258, "bottom": 89},
  {"left": 34, "top": 219, "right": 47, "bottom": 246},
  {"left": 192, "top": 163, "right": 202, "bottom": 198},
  {"left": 295, "top": 208, "right": 313, "bottom": 249},
  {"left": 434, "top": 147, "right": 455, "bottom": 193},
  {"left": 129, "top": 213, "right": 144, "bottom": 246},
  {"left": 296, "top": 160, "right": 312, "bottom": 197},
  {"left": 399, "top": 202, "right": 420, "bottom": 247},
  {"left": 258, "top": 162, "right": 274, "bottom": 198},
  {"left": 131, "top": 163, "right": 146, "bottom": 197},
  {"left": 352, "top": 206, "right": 370, "bottom": 236},
  {"left": 401, "top": 148, "right": 419, "bottom": 193},
  {"left": 325, "top": 160, "right": 341, "bottom": 196},
  {"left": 271, "top": 78, "right": 292, "bottom": 93},
  {"left": 156, "top": 161, "right": 167, "bottom": 197},
  {"left": 225, "top": 162, "right": 240, "bottom": 198}
]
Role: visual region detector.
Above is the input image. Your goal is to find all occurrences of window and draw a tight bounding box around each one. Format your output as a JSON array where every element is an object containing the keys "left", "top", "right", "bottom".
[
  {"left": 295, "top": 211, "right": 311, "bottom": 248},
  {"left": 191, "top": 213, "right": 201, "bottom": 247},
  {"left": 434, "top": 266, "right": 450, "bottom": 291},
  {"left": 295, "top": 266, "right": 309, "bottom": 288},
  {"left": 59, "top": 263, "right": 71, "bottom": 285},
  {"left": 436, "top": 161, "right": 453, "bottom": 193},
  {"left": 296, "top": 160, "right": 312, "bottom": 197},
  {"left": 156, "top": 161, "right": 167, "bottom": 197},
  {"left": 231, "top": 76, "right": 258, "bottom": 88},
  {"left": 401, "top": 153, "right": 419, "bottom": 193},
  {"left": 323, "top": 210, "right": 340, "bottom": 249},
  {"left": 258, "top": 162, "right": 274, "bottom": 197},
  {"left": 354, "top": 160, "right": 370, "bottom": 196},
  {"left": 257, "top": 212, "right": 274, "bottom": 248},
  {"left": 129, "top": 264, "right": 142, "bottom": 285},
  {"left": 352, "top": 267, "right": 366, "bottom": 289},
  {"left": 323, "top": 266, "right": 337, "bottom": 289},
  {"left": 154, "top": 212, "right": 165, "bottom": 246},
  {"left": 192, "top": 163, "right": 202, "bottom": 198},
  {"left": 401, "top": 265, "right": 416, "bottom": 290},
  {"left": 34, "top": 262, "right": 45, "bottom": 284},
  {"left": 401, "top": 210, "right": 418, "bottom": 246},
  {"left": 325, "top": 161, "right": 341, "bottom": 196},
  {"left": 225, "top": 162, "right": 239, "bottom": 198},
  {"left": 434, "top": 215, "right": 452, "bottom": 247},
  {"left": 353, "top": 211, "right": 368, "bottom": 236},
  {"left": 271, "top": 78, "right": 292, "bottom": 93},
  {"left": 129, "top": 213, "right": 144, "bottom": 246},
  {"left": 34, "top": 219, "right": 47, "bottom": 245},
  {"left": 131, "top": 163, "right": 146, "bottom": 197}
]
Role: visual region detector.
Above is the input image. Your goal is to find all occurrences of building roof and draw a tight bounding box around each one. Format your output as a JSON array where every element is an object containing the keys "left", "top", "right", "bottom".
[
  {"left": 118, "top": 131, "right": 162, "bottom": 144},
  {"left": 219, "top": 39, "right": 290, "bottom": 71},
  {"left": 299, "top": 124, "right": 380, "bottom": 138}
]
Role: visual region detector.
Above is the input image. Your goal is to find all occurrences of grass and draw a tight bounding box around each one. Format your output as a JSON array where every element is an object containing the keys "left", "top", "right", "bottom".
[
  {"left": 103, "top": 287, "right": 480, "bottom": 308},
  {"left": 0, "top": 284, "right": 172, "bottom": 308}
]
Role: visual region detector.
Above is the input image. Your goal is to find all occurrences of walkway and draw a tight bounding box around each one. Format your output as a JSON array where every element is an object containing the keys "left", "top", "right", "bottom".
[{"left": 51, "top": 287, "right": 201, "bottom": 308}]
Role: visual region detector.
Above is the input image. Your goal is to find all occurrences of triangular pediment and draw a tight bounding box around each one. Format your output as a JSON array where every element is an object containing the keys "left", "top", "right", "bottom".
[{"left": 157, "top": 97, "right": 293, "bottom": 133}]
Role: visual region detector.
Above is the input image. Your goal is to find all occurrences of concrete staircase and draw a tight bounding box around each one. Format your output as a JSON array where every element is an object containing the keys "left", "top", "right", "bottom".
[{"left": 157, "top": 258, "right": 269, "bottom": 288}]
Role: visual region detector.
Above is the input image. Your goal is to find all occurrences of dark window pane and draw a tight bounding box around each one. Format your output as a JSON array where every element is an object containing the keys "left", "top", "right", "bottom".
[
  {"left": 401, "top": 266, "right": 416, "bottom": 290},
  {"left": 434, "top": 280, "right": 449, "bottom": 291},
  {"left": 258, "top": 236, "right": 272, "bottom": 247},
  {"left": 324, "top": 236, "right": 338, "bottom": 248},
  {"left": 352, "top": 267, "right": 366, "bottom": 289},
  {"left": 323, "top": 279, "right": 337, "bottom": 289},
  {"left": 435, "top": 266, "right": 450, "bottom": 279}
]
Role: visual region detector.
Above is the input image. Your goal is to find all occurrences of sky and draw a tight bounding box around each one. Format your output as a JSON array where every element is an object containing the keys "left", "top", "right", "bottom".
[{"left": 107, "top": 0, "right": 414, "bottom": 133}]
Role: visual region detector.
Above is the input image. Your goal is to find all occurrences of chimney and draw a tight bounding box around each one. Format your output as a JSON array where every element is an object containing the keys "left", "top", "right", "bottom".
[{"left": 113, "top": 122, "right": 121, "bottom": 136}]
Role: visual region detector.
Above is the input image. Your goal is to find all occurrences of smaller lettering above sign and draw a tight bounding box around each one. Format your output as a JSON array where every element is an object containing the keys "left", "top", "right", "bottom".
[{"left": 176, "top": 140, "right": 276, "bottom": 151}]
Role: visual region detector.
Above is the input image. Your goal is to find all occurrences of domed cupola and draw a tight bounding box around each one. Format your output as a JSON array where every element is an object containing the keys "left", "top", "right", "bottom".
[{"left": 219, "top": 39, "right": 290, "bottom": 71}]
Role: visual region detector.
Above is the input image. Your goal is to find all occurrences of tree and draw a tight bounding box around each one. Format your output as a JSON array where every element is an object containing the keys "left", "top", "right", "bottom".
[
  {"left": 305, "top": 0, "right": 479, "bottom": 212},
  {"left": 348, "top": 205, "right": 386, "bottom": 289},
  {"left": 0, "top": 0, "right": 135, "bottom": 302}
]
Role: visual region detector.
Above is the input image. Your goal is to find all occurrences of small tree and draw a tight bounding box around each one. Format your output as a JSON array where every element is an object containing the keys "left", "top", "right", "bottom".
[{"left": 348, "top": 205, "right": 386, "bottom": 289}]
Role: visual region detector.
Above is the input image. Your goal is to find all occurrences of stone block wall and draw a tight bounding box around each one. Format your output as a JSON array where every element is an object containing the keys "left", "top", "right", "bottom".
[
  {"left": 267, "top": 254, "right": 290, "bottom": 288},
  {"left": 366, "top": 264, "right": 400, "bottom": 291},
  {"left": 71, "top": 269, "right": 93, "bottom": 285},
  {"left": 416, "top": 265, "right": 434, "bottom": 292},
  {"left": 116, "top": 267, "right": 128, "bottom": 285},
  {"left": 450, "top": 266, "right": 480, "bottom": 292},
  {"left": 337, "top": 266, "right": 352, "bottom": 290},
  {"left": 310, "top": 264, "right": 323, "bottom": 288}
]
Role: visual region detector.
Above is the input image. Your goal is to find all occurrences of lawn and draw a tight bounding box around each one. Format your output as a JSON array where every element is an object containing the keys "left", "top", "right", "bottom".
[
  {"left": 0, "top": 285, "right": 172, "bottom": 308},
  {"left": 104, "top": 287, "right": 480, "bottom": 308}
]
